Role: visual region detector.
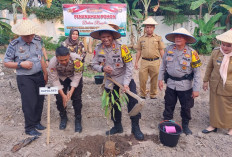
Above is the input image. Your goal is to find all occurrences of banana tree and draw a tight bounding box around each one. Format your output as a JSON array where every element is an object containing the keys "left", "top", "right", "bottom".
[
  {"left": 140, "top": 0, "right": 151, "bottom": 18},
  {"left": 220, "top": 0, "right": 232, "bottom": 28},
  {"left": 0, "top": 18, "right": 14, "bottom": 45},
  {"left": 109, "top": 0, "right": 143, "bottom": 48},
  {"left": 192, "top": 13, "right": 225, "bottom": 54}
]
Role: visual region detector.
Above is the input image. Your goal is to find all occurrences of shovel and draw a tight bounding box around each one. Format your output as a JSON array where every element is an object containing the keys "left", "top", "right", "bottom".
[{"left": 106, "top": 77, "right": 145, "bottom": 116}]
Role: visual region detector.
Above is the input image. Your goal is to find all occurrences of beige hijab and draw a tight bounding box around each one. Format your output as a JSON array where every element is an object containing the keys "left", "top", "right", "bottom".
[{"left": 219, "top": 47, "right": 232, "bottom": 86}]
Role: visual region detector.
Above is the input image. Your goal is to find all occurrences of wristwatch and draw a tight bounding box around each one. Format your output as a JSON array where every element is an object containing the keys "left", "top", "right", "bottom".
[
  {"left": 46, "top": 59, "right": 50, "bottom": 61},
  {"left": 17, "top": 61, "right": 22, "bottom": 68}
]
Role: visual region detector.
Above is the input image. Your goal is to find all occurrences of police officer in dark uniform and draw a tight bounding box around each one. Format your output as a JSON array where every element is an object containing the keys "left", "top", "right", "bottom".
[
  {"left": 91, "top": 24, "right": 144, "bottom": 140},
  {"left": 48, "top": 46, "right": 83, "bottom": 132},
  {"left": 158, "top": 28, "right": 201, "bottom": 135},
  {"left": 4, "top": 18, "right": 48, "bottom": 136}
]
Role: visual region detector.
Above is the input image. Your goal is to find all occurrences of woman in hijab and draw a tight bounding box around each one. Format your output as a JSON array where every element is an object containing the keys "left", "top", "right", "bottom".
[
  {"left": 202, "top": 29, "right": 232, "bottom": 135},
  {"left": 62, "top": 28, "right": 86, "bottom": 61}
]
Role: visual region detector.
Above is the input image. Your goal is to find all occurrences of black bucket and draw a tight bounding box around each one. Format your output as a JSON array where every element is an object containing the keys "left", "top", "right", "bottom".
[
  {"left": 94, "top": 75, "right": 104, "bottom": 84},
  {"left": 158, "top": 120, "right": 182, "bottom": 147}
]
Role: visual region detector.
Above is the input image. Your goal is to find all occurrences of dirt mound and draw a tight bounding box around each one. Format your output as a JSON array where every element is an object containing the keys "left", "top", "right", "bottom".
[{"left": 57, "top": 135, "right": 159, "bottom": 157}]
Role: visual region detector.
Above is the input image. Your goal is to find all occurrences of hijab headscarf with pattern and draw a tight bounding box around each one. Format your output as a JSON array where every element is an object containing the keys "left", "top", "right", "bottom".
[{"left": 64, "top": 28, "right": 80, "bottom": 46}]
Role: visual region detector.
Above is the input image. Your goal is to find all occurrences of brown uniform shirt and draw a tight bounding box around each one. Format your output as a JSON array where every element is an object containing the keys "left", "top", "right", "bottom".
[
  {"left": 203, "top": 48, "right": 232, "bottom": 96},
  {"left": 48, "top": 53, "right": 83, "bottom": 90},
  {"left": 137, "top": 33, "right": 165, "bottom": 58}
]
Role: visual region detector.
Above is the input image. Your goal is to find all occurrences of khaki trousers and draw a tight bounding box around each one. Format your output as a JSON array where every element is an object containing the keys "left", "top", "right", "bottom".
[{"left": 139, "top": 59, "right": 160, "bottom": 98}]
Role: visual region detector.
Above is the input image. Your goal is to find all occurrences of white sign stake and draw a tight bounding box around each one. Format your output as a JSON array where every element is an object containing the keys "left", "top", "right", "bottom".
[{"left": 39, "top": 87, "right": 58, "bottom": 145}]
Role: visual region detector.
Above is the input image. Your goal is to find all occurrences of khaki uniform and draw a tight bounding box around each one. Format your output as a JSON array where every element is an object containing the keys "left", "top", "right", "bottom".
[
  {"left": 203, "top": 48, "right": 232, "bottom": 128},
  {"left": 137, "top": 33, "right": 165, "bottom": 98},
  {"left": 48, "top": 53, "right": 83, "bottom": 90}
]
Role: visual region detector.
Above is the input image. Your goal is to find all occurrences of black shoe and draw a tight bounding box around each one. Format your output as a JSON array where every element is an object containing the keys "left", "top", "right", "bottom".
[
  {"left": 26, "top": 129, "right": 42, "bottom": 136},
  {"left": 202, "top": 128, "right": 217, "bottom": 134},
  {"left": 182, "top": 120, "right": 192, "bottom": 135},
  {"left": 131, "top": 119, "right": 144, "bottom": 140},
  {"left": 75, "top": 115, "right": 82, "bottom": 133},
  {"left": 106, "top": 123, "right": 123, "bottom": 135},
  {"left": 35, "top": 123, "right": 46, "bottom": 130},
  {"left": 140, "top": 96, "right": 146, "bottom": 99},
  {"left": 59, "top": 114, "right": 68, "bottom": 130}
]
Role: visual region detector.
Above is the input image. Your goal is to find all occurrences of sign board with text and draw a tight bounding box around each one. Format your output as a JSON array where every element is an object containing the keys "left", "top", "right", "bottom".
[
  {"left": 62, "top": 4, "right": 127, "bottom": 36},
  {"left": 39, "top": 87, "right": 58, "bottom": 95}
]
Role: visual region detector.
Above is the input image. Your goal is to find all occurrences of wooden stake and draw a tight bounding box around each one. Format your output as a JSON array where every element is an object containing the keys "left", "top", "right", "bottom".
[{"left": 47, "top": 94, "right": 50, "bottom": 145}]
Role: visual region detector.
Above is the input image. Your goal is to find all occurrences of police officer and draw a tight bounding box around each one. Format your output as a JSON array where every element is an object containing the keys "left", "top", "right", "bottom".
[
  {"left": 135, "top": 17, "right": 165, "bottom": 99},
  {"left": 48, "top": 46, "right": 83, "bottom": 132},
  {"left": 4, "top": 18, "right": 48, "bottom": 136},
  {"left": 91, "top": 24, "right": 144, "bottom": 140},
  {"left": 158, "top": 28, "right": 201, "bottom": 135}
]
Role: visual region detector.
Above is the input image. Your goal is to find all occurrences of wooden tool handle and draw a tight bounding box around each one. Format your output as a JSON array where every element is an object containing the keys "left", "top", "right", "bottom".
[{"left": 106, "top": 77, "right": 143, "bottom": 102}]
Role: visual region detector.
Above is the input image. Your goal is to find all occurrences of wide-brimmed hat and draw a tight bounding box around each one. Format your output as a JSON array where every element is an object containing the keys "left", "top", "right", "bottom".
[
  {"left": 90, "top": 24, "right": 121, "bottom": 40},
  {"left": 142, "top": 17, "right": 158, "bottom": 25},
  {"left": 165, "top": 28, "right": 197, "bottom": 44},
  {"left": 108, "top": 22, "right": 120, "bottom": 31},
  {"left": 11, "top": 18, "right": 40, "bottom": 36},
  {"left": 216, "top": 29, "right": 232, "bottom": 44}
]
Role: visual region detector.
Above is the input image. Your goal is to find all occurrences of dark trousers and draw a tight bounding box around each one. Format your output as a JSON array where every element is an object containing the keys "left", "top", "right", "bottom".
[
  {"left": 55, "top": 77, "right": 83, "bottom": 117},
  {"left": 163, "top": 87, "right": 194, "bottom": 121},
  {"left": 17, "top": 72, "right": 45, "bottom": 131},
  {"left": 105, "top": 79, "right": 141, "bottom": 123}
]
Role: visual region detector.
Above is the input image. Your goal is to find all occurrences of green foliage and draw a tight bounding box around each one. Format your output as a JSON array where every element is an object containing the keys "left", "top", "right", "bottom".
[
  {"left": 218, "top": 0, "right": 232, "bottom": 28},
  {"left": 0, "top": 18, "right": 14, "bottom": 46},
  {"left": 41, "top": 36, "right": 60, "bottom": 51},
  {"left": 30, "top": 0, "right": 73, "bottom": 22},
  {"left": 159, "top": 0, "right": 196, "bottom": 26},
  {"left": 192, "top": 13, "right": 225, "bottom": 54},
  {"left": 101, "top": 89, "right": 128, "bottom": 120},
  {"left": 0, "top": 0, "right": 13, "bottom": 12}
]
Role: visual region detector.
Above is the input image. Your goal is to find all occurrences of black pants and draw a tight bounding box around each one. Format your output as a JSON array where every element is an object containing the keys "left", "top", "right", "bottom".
[
  {"left": 17, "top": 72, "right": 45, "bottom": 131},
  {"left": 105, "top": 79, "right": 141, "bottom": 123},
  {"left": 163, "top": 87, "right": 194, "bottom": 121},
  {"left": 55, "top": 77, "right": 83, "bottom": 117}
]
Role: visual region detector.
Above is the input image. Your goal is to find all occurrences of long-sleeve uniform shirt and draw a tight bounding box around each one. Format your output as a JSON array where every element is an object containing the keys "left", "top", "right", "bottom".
[
  {"left": 158, "top": 44, "right": 201, "bottom": 91},
  {"left": 92, "top": 41, "right": 133, "bottom": 89},
  {"left": 48, "top": 53, "right": 83, "bottom": 90}
]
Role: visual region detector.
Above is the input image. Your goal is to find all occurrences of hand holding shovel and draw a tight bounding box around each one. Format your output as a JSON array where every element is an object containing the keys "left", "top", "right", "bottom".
[{"left": 106, "top": 77, "right": 145, "bottom": 116}]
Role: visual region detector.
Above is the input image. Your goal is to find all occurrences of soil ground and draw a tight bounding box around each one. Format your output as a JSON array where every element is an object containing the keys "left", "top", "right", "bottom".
[{"left": 0, "top": 53, "right": 231, "bottom": 157}]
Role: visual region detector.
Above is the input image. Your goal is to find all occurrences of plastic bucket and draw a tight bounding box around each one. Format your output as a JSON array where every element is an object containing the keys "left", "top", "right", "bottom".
[
  {"left": 158, "top": 120, "right": 182, "bottom": 147},
  {"left": 94, "top": 75, "right": 104, "bottom": 84}
]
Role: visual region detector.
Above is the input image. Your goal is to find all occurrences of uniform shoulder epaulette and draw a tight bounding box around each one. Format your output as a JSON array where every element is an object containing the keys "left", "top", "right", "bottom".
[
  {"left": 10, "top": 39, "right": 19, "bottom": 46},
  {"left": 34, "top": 35, "right": 41, "bottom": 41}
]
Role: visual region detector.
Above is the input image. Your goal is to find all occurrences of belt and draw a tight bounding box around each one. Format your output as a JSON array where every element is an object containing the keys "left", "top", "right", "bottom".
[
  {"left": 30, "top": 71, "right": 42, "bottom": 76},
  {"left": 142, "top": 57, "right": 159, "bottom": 61}
]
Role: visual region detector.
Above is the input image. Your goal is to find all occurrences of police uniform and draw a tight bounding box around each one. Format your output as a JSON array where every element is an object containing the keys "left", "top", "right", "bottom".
[
  {"left": 137, "top": 33, "right": 165, "bottom": 98},
  {"left": 48, "top": 53, "right": 83, "bottom": 126},
  {"left": 158, "top": 44, "right": 201, "bottom": 121},
  {"left": 4, "top": 36, "right": 45, "bottom": 132},
  {"left": 92, "top": 41, "right": 140, "bottom": 120}
]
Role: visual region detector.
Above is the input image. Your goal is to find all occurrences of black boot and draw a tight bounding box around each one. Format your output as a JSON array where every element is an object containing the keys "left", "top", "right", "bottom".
[
  {"left": 182, "top": 120, "right": 192, "bottom": 135},
  {"left": 59, "top": 111, "right": 68, "bottom": 130},
  {"left": 131, "top": 119, "right": 144, "bottom": 140},
  {"left": 106, "top": 122, "right": 123, "bottom": 135},
  {"left": 75, "top": 115, "right": 82, "bottom": 133}
]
